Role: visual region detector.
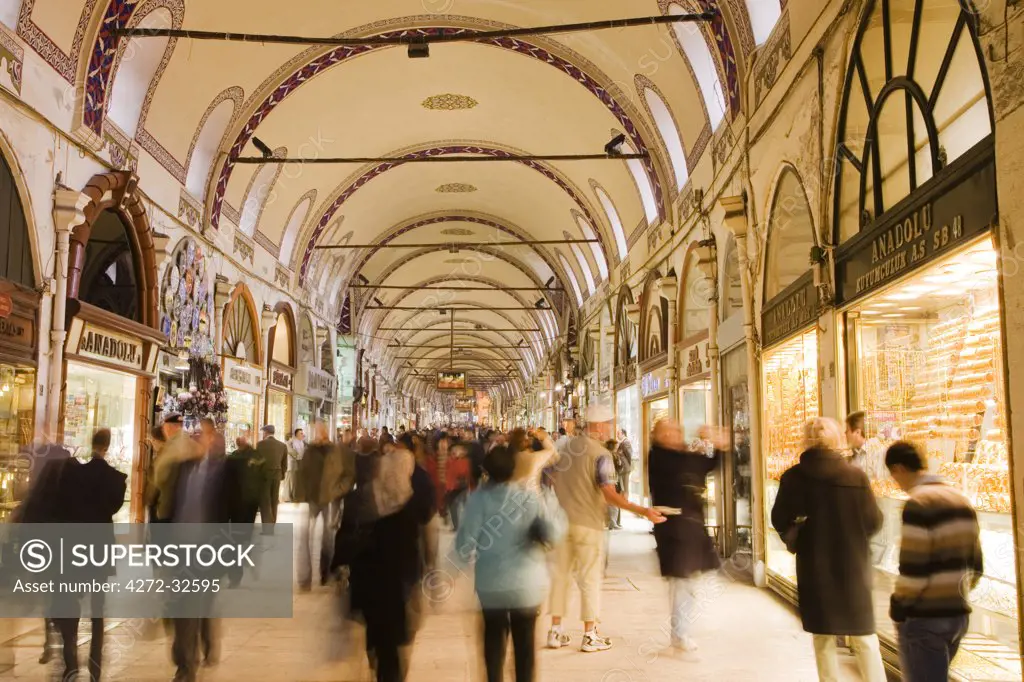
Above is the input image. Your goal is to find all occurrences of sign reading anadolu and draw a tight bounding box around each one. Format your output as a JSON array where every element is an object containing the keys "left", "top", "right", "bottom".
[{"left": 75, "top": 324, "right": 144, "bottom": 370}]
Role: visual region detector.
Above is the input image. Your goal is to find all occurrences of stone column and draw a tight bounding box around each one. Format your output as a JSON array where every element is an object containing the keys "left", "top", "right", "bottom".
[
  {"left": 696, "top": 245, "right": 720, "bottom": 427},
  {"left": 659, "top": 275, "right": 679, "bottom": 421},
  {"left": 48, "top": 188, "right": 90, "bottom": 435},
  {"left": 721, "top": 195, "right": 765, "bottom": 586}
]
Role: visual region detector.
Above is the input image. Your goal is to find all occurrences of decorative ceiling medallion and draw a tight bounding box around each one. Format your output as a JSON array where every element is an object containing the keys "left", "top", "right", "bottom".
[
  {"left": 436, "top": 183, "right": 478, "bottom": 193},
  {"left": 440, "top": 227, "right": 474, "bottom": 236},
  {"left": 422, "top": 93, "right": 479, "bottom": 111}
]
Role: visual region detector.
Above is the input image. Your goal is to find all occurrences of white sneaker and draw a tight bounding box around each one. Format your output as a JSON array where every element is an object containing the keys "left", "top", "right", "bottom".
[
  {"left": 671, "top": 636, "right": 698, "bottom": 652},
  {"left": 581, "top": 631, "right": 612, "bottom": 652},
  {"left": 546, "top": 628, "right": 570, "bottom": 649}
]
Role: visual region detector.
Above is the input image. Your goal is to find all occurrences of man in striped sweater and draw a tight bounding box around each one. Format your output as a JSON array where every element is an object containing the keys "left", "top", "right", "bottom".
[{"left": 885, "top": 441, "right": 984, "bottom": 681}]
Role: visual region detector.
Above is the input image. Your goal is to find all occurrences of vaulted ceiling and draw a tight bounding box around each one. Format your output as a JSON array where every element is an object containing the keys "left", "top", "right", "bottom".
[{"left": 13, "top": 0, "right": 787, "bottom": 399}]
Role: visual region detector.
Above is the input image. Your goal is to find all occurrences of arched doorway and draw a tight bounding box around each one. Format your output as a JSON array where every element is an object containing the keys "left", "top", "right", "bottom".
[
  {"left": 265, "top": 303, "right": 296, "bottom": 438},
  {"left": 0, "top": 145, "right": 40, "bottom": 519},
  {"left": 62, "top": 171, "right": 163, "bottom": 523},
  {"left": 220, "top": 283, "right": 262, "bottom": 449},
  {"left": 829, "top": 1, "right": 1017, "bottom": 676}
]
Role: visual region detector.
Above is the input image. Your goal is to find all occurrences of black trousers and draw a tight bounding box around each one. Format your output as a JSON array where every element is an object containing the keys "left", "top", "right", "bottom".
[
  {"left": 52, "top": 591, "right": 105, "bottom": 681},
  {"left": 481, "top": 607, "right": 537, "bottom": 682},
  {"left": 259, "top": 472, "right": 282, "bottom": 533},
  {"left": 171, "top": 618, "right": 217, "bottom": 679}
]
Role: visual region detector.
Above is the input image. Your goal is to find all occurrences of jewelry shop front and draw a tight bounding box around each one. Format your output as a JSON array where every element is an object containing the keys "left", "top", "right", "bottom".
[
  {"left": 63, "top": 306, "right": 161, "bottom": 523},
  {"left": 836, "top": 140, "right": 1020, "bottom": 677},
  {"left": 222, "top": 356, "right": 262, "bottom": 448},
  {"left": 0, "top": 287, "right": 39, "bottom": 520}
]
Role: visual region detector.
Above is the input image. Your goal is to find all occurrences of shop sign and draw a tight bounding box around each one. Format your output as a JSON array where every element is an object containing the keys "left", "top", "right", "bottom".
[
  {"left": 641, "top": 367, "right": 669, "bottom": 398},
  {"left": 761, "top": 273, "right": 820, "bottom": 349},
  {"left": 683, "top": 341, "right": 710, "bottom": 380},
  {"left": 295, "top": 366, "right": 335, "bottom": 400},
  {"left": 76, "top": 324, "right": 143, "bottom": 370},
  {"left": 270, "top": 367, "right": 293, "bottom": 391},
  {"left": 0, "top": 311, "right": 32, "bottom": 348},
  {"left": 223, "top": 357, "right": 261, "bottom": 394},
  {"left": 836, "top": 146, "right": 996, "bottom": 305}
]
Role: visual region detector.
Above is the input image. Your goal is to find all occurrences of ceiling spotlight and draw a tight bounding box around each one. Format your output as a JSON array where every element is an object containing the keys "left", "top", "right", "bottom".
[
  {"left": 535, "top": 299, "right": 547, "bottom": 309},
  {"left": 252, "top": 137, "right": 273, "bottom": 159},
  {"left": 604, "top": 133, "right": 627, "bottom": 156},
  {"left": 408, "top": 40, "right": 430, "bottom": 59}
]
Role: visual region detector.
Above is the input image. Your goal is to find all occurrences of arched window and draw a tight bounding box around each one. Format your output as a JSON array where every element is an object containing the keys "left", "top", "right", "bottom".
[
  {"left": 222, "top": 286, "right": 259, "bottom": 363},
  {"left": 558, "top": 254, "right": 583, "bottom": 306},
  {"left": 269, "top": 310, "right": 295, "bottom": 367},
  {"left": 186, "top": 97, "right": 235, "bottom": 198},
  {"left": 107, "top": 8, "right": 172, "bottom": 138},
  {"left": 642, "top": 87, "right": 689, "bottom": 189},
  {"left": 564, "top": 232, "right": 596, "bottom": 294},
  {"left": 594, "top": 184, "right": 628, "bottom": 261},
  {"left": 321, "top": 337, "right": 334, "bottom": 375},
  {"left": 721, "top": 236, "right": 743, "bottom": 319},
  {"left": 669, "top": 4, "right": 727, "bottom": 130},
  {"left": 0, "top": 151, "right": 34, "bottom": 287},
  {"left": 615, "top": 287, "right": 636, "bottom": 366},
  {"left": 574, "top": 214, "right": 609, "bottom": 280},
  {"left": 621, "top": 139, "right": 659, "bottom": 224},
  {"left": 279, "top": 192, "right": 315, "bottom": 264},
  {"left": 238, "top": 153, "right": 284, "bottom": 236},
  {"left": 833, "top": 0, "right": 991, "bottom": 244},
  {"left": 766, "top": 169, "right": 816, "bottom": 301},
  {"left": 640, "top": 272, "right": 668, "bottom": 361},
  {"left": 79, "top": 209, "right": 140, "bottom": 321},
  {"left": 680, "top": 251, "right": 709, "bottom": 339},
  {"left": 745, "top": 0, "right": 782, "bottom": 46}
]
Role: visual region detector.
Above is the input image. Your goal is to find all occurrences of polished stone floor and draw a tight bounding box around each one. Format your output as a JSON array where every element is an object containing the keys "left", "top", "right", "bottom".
[{"left": 0, "top": 505, "right": 864, "bottom": 681}]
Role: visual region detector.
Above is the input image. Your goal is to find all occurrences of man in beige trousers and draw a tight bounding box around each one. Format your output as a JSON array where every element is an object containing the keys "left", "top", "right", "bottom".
[{"left": 547, "top": 403, "right": 665, "bottom": 652}]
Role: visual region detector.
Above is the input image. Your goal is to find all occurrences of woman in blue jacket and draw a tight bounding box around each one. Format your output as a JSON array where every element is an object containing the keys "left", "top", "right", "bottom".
[{"left": 455, "top": 445, "right": 567, "bottom": 682}]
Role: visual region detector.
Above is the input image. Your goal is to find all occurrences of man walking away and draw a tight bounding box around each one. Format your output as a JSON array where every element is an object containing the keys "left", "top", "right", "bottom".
[
  {"left": 547, "top": 403, "right": 664, "bottom": 652},
  {"left": 257, "top": 424, "right": 288, "bottom": 531},
  {"left": 886, "top": 441, "right": 983, "bottom": 682},
  {"left": 285, "top": 428, "right": 306, "bottom": 501},
  {"left": 225, "top": 429, "right": 265, "bottom": 587},
  {"left": 296, "top": 421, "right": 355, "bottom": 589},
  {"left": 53, "top": 429, "right": 126, "bottom": 682}
]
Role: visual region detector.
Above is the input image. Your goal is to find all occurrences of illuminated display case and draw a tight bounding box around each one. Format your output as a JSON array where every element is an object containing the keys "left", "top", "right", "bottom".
[
  {"left": 844, "top": 238, "right": 1019, "bottom": 677},
  {"left": 762, "top": 329, "right": 819, "bottom": 583}
]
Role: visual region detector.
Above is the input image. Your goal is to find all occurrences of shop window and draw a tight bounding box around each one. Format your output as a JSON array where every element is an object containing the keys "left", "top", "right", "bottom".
[
  {"left": 765, "top": 169, "right": 816, "bottom": 301},
  {"left": 845, "top": 237, "right": 1018, "bottom": 672},
  {"left": 558, "top": 254, "right": 583, "bottom": 306},
  {"left": 106, "top": 8, "right": 172, "bottom": 138},
  {"left": 680, "top": 251, "right": 709, "bottom": 339},
  {"left": 594, "top": 184, "right": 629, "bottom": 261},
  {"left": 744, "top": 0, "right": 782, "bottom": 46},
  {"left": 641, "top": 87, "right": 689, "bottom": 190},
  {"left": 574, "top": 215, "right": 609, "bottom": 280},
  {"left": 0, "top": 151, "right": 33, "bottom": 287},
  {"left": 80, "top": 209, "right": 140, "bottom": 322},
  {"left": 186, "top": 97, "right": 235, "bottom": 198},
  {"left": 668, "top": 4, "right": 727, "bottom": 129},
  {"left": 833, "top": 0, "right": 991, "bottom": 244},
  {"left": 762, "top": 329, "right": 819, "bottom": 582}
]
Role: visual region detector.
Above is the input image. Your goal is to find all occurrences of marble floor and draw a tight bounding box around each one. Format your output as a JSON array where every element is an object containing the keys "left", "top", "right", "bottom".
[{"left": 0, "top": 505, "right": 865, "bottom": 681}]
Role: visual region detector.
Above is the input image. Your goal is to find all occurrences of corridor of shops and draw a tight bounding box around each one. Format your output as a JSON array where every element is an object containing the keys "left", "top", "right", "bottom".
[{"left": 1, "top": 0, "right": 1023, "bottom": 680}]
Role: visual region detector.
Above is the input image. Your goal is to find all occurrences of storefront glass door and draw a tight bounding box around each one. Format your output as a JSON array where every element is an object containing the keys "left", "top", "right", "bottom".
[
  {"left": 64, "top": 362, "right": 137, "bottom": 522},
  {"left": 616, "top": 386, "right": 641, "bottom": 502}
]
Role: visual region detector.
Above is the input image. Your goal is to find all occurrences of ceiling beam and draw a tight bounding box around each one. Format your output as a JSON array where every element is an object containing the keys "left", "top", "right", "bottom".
[
  {"left": 390, "top": 344, "right": 530, "bottom": 349},
  {"left": 377, "top": 326, "right": 542, "bottom": 332},
  {"left": 350, "top": 284, "right": 562, "bottom": 292},
  {"left": 317, "top": 239, "right": 596, "bottom": 249},
  {"left": 365, "top": 305, "right": 552, "bottom": 311},
  {"left": 115, "top": 12, "right": 715, "bottom": 47},
  {"left": 236, "top": 153, "right": 647, "bottom": 165}
]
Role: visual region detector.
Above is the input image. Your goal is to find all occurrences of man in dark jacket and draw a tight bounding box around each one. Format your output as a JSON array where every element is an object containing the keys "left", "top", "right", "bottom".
[
  {"left": 771, "top": 417, "right": 885, "bottom": 682},
  {"left": 647, "top": 419, "right": 724, "bottom": 652},
  {"left": 226, "top": 429, "right": 265, "bottom": 524},
  {"left": 257, "top": 424, "right": 288, "bottom": 529}
]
